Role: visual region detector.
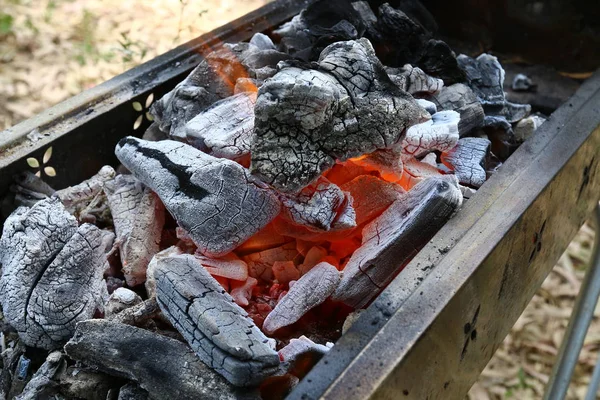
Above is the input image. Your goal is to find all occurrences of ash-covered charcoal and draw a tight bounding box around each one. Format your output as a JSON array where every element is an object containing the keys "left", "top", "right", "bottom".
[
  {"left": 400, "top": 110, "right": 460, "bottom": 158},
  {"left": 110, "top": 298, "right": 160, "bottom": 328},
  {"left": 332, "top": 176, "right": 462, "bottom": 308},
  {"left": 280, "top": 178, "right": 356, "bottom": 233},
  {"left": 441, "top": 137, "right": 491, "bottom": 188},
  {"left": 56, "top": 165, "right": 115, "bottom": 215},
  {"left": 279, "top": 336, "right": 332, "bottom": 365},
  {"left": 196, "top": 253, "right": 249, "bottom": 282},
  {"left": 421, "top": 83, "right": 485, "bottom": 136},
  {"left": 115, "top": 137, "right": 281, "bottom": 257},
  {"left": 242, "top": 242, "right": 299, "bottom": 282},
  {"left": 105, "top": 288, "right": 143, "bottom": 318},
  {"left": 145, "top": 246, "right": 184, "bottom": 298},
  {"left": 185, "top": 92, "right": 256, "bottom": 163},
  {"left": 118, "top": 383, "right": 149, "bottom": 400},
  {"left": 8, "top": 171, "right": 56, "bottom": 208},
  {"left": 385, "top": 64, "right": 443, "bottom": 95},
  {"left": 514, "top": 114, "right": 546, "bottom": 142},
  {"left": 251, "top": 38, "right": 430, "bottom": 193},
  {"left": 104, "top": 174, "right": 165, "bottom": 286},
  {"left": 354, "top": 148, "right": 405, "bottom": 180},
  {"left": 399, "top": 155, "right": 443, "bottom": 189},
  {"left": 65, "top": 320, "right": 253, "bottom": 400},
  {"left": 0, "top": 197, "right": 112, "bottom": 349},
  {"left": 263, "top": 262, "right": 340, "bottom": 334},
  {"left": 512, "top": 73, "right": 535, "bottom": 92},
  {"left": 15, "top": 351, "right": 65, "bottom": 400},
  {"left": 154, "top": 255, "right": 281, "bottom": 387}
]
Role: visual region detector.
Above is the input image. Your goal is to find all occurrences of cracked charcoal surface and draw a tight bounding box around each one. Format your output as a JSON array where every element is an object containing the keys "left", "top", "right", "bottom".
[
  {"left": 154, "top": 255, "right": 280, "bottom": 387},
  {"left": 0, "top": 197, "right": 111, "bottom": 349},
  {"left": 400, "top": 110, "right": 460, "bottom": 158},
  {"left": 251, "top": 38, "right": 430, "bottom": 193},
  {"left": 115, "top": 137, "right": 281, "bottom": 257},
  {"left": 185, "top": 92, "right": 256, "bottom": 162},
  {"left": 422, "top": 83, "right": 484, "bottom": 136},
  {"left": 332, "top": 176, "right": 462, "bottom": 308},
  {"left": 441, "top": 137, "right": 491, "bottom": 188},
  {"left": 104, "top": 174, "right": 165, "bottom": 287},
  {"left": 64, "top": 320, "right": 252, "bottom": 400},
  {"left": 56, "top": 165, "right": 115, "bottom": 213},
  {"left": 280, "top": 179, "right": 356, "bottom": 232},
  {"left": 385, "top": 64, "right": 443, "bottom": 95},
  {"left": 263, "top": 262, "right": 340, "bottom": 334}
]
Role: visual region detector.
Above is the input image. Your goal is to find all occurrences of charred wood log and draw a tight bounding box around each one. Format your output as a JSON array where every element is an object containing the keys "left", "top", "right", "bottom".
[
  {"left": 263, "top": 262, "right": 340, "bottom": 334},
  {"left": 0, "top": 197, "right": 111, "bottom": 349},
  {"left": 441, "top": 137, "right": 491, "bottom": 188},
  {"left": 115, "top": 137, "right": 281, "bottom": 257},
  {"left": 154, "top": 255, "right": 281, "bottom": 387},
  {"left": 64, "top": 320, "right": 254, "bottom": 399},
  {"left": 332, "top": 176, "right": 462, "bottom": 308},
  {"left": 104, "top": 174, "right": 165, "bottom": 286},
  {"left": 251, "top": 38, "right": 429, "bottom": 193}
]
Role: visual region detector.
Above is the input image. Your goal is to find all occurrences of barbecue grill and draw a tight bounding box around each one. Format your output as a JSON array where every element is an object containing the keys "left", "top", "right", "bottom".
[{"left": 0, "top": 1, "right": 599, "bottom": 398}]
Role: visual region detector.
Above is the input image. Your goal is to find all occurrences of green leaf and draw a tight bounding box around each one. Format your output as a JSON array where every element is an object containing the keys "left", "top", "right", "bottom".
[{"left": 0, "top": 13, "right": 14, "bottom": 35}]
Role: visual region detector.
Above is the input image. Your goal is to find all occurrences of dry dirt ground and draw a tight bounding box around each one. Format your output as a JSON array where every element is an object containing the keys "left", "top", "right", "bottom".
[{"left": 1, "top": 1, "right": 599, "bottom": 399}]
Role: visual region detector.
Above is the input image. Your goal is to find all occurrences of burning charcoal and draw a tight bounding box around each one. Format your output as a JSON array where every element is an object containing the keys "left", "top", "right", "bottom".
[
  {"left": 422, "top": 83, "right": 485, "bottom": 136},
  {"left": 259, "top": 374, "right": 299, "bottom": 400},
  {"left": 15, "top": 351, "right": 65, "bottom": 400},
  {"left": 234, "top": 223, "right": 289, "bottom": 255},
  {"left": 385, "top": 64, "right": 443, "bottom": 95},
  {"left": 263, "top": 262, "right": 340, "bottom": 334},
  {"left": 105, "top": 288, "right": 142, "bottom": 318},
  {"left": 185, "top": 92, "right": 256, "bottom": 162},
  {"left": 332, "top": 176, "right": 462, "bottom": 308},
  {"left": 252, "top": 38, "right": 429, "bottom": 193},
  {"left": 56, "top": 165, "right": 115, "bottom": 214},
  {"left": 400, "top": 110, "right": 460, "bottom": 158},
  {"left": 279, "top": 336, "right": 331, "bottom": 365},
  {"left": 441, "top": 137, "right": 491, "bottom": 188},
  {"left": 115, "top": 137, "right": 281, "bottom": 257},
  {"left": 118, "top": 383, "right": 148, "bottom": 400},
  {"left": 398, "top": 157, "right": 443, "bottom": 189},
  {"left": 514, "top": 114, "right": 546, "bottom": 142},
  {"left": 230, "top": 277, "right": 258, "bottom": 307},
  {"left": 0, "top": 197, "right": 111, "bottom": 349},
  {"left": 196, "top": 253, "right": 249, "bottom": 282},
  {"left": 280, "top": 179, "right": 356, "bottom": 232},
  {"left": 339, "top": 175, "right": 405, "bottom": 226},
  {"left": 352, "top": 148, "right": 404, "bottom": 181},
  {"left": 155, "top": 255, "right": 280, "bottom": 386},
  {"left": 512, "top": 73, "right": 535, "bottom": 92},
  {"left": 104, "top": 174, "right": 165, "bottom": 287},
  {"left": 243, "top": 242, "right": 299, "bottom": 282},
  {"left": 65, "top": 320, "right": 251, "bottom": 399},
  {"left": 145, "top": 246, "right": 183, "bottom": 298},
  {"left": 299, "top": 246, "right": 329, "bottom": 275},
  {"left": 272, "top": 261, "right": 300, "bottom": 284}
]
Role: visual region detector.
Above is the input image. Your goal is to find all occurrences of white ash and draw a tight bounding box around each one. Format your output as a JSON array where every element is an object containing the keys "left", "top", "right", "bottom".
[{"left": 441, "top": 137, "right": 491, "bottom": 188}]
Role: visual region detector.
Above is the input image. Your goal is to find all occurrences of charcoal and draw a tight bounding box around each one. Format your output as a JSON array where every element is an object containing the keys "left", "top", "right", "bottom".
[
  {"left": 15, "top": 351, "right": 65, "bottom": 400},
  {"left": 514, "top": 114, "right": 546, "bottom": 142},
  {"left": 279, "top": 336, "right": 331, "bottom": 365},
  {"left": 231, "top": 277, "right": 258, "bottom": 307},
  {"left": 118, "top": 383, "right": 149, "bottom": 400},
  {"left": 185, "top": 92, "right": 256, "bottom": 162},
  {"left": 385, "top": 64, "right": 443, "bottom": 94},
  {"left": 418, "top": 39, "right": 467, "bottom": 84},
  {"left": 56, "top": 165, "right": 115, "bottom": 214},
  {"left": 141, "top": 122, "right": 168, "bottom": 142},
  {"left": 511, "top": 73, "right": 534, "bottom": 92},
  {"left": 145, "top": 246, "right": 183, "bottom": 298},
  {"left": 263, "top": 262, "right": 340, "bottom": 334},
  {"left": 196, "top": 253, "right": 249, "bottom": 281},
  {"left": 280, "top": 179, "right": 356, "bottom": 232},
  {"left": 105, "top": 288, "right": 143, "bottom": 318},
  {"left": 154, "top": 255, "right": 281, "bottom": 386},
  {"left": 416, "top": 98, "right": 437, "bottom": 114},
  {"left": 0, "top": 197, "right": 111, "bottom": 349},
  {"left": 482, "top": 115, "right": 513, "bottom": 135},
  {"left": 355, "top": 148, "right": 405, "bottom": 179},
  {"left": 400, "top": 110, "right": 460, "bottom": 158},
  {"left": 8, "top": 171, "right": 56, "bottom": 208},
  {"left": 500, "top": 101, "right": 532, "bottom": 123},
  {"left": 110, "top": 298, "right": 159, "bottom": 328},
  {"left": 249, "top": 33, "right": 276, "bottom": 50},
  {"left": 332, "top": 176, "right": 462, "bottom": 308},
  {"left": 399, "top": 157, "right": 443, "bottom": 189},
  {"left": 251, "top": 38, "right": 429, "bottom": 193},
  {"left": 115, "top": 137, "right": 281, "bottom": 257},
  {"left": 441, "top": 137, "right": 491, "bottom": 188},
  {"left": 64, "top": 320, "right": 252, "bottom": 399},
  {"left": 59, "top": 367, "right": 122, "bottom": 400},
  {"left": 243, "top": 242, "right": 299, "bottom": 282},
  {"left": 421, "top": 83, "right": 484, "bottom": 136},
  {"left": 104, "top": 174, "right": 165, "bottom": 286}
]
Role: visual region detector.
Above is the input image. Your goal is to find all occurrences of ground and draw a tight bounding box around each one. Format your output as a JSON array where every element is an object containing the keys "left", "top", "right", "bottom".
[{"left": 0, "top": 1, "right": 598, "bottom": 399}]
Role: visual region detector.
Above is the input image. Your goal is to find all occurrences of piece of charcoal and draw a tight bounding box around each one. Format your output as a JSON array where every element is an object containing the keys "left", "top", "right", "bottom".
[
  {"left": 421, "top": 83, "right": 484, "bottom": 136},
  {"left": 441, "top": 137, "right": 491, "bottom": 188},
  {"left": 353, "top": 148, "right": 405, "bottom": 180},
  {"left": 118, "top": 383, "right": 149, "bottom": 400},
  {"left": 15, "top": 351, "right": 65, "bottom": 400},
  {"left": 514, "top": 114, "right": 546, "bottom": 142},
  {"left": 8, "top": 171, "right": 56, "bottom": 208},
  {"left": 511, "top": 73, "right": 534, "bottom": 92},
  {"left": 154, "top": 255, "right": 281, "bottom": 387},
  {"left": 332, "top": 176, "right": 462, "bottom": 308},
  {"left": 105, "top": 288, "right": 143, "bottom": 318},
  {"left": 400, "top": 110, "right": 460, "bottom": 158},
  {"left": 115, "top": 137, "right": 281, "bottom": 257},
  {"left": 110, "top": 298, "right": 160, "bottom": 328},
  {"left": 416, "top": 99, "right": 437, "bottom": 115},
  {"left": 196, "top": 253, "right": 249, "bottom": 282},
  {"left": 398, "top": 157, "right": 443, "bottom": 189},
  {"left": 185, "top": 92, "right": 256, "bottom": 162},
  {"left": 64, "top": 320, "right": 254, "bottom": 399},
  {"left": 242, "top": 242, "right": 299, "bottom": 282},
  {"left": 104, "top": 174, "right": 165, "bottom": 286},
  {"left": 251, "top": 38, "right": 429, "bottom": 193},
  {"left": 280, "top": 179, "right": 356, "bottom": 232},
  {"left": 0, "top": 197, "right": 111, "bottom": 349},
  {"left": 418, "top": 39, "right": 467, "bottom": 84},
  {"left": 385, "top": 64, "right": 443, "bottom": 94},
  {"left": 59, "top": 367, "right": 122, "bottom": 400},
  {"left": 263, "top": 262, "right": 340, "bottom": 334},
  {"left": 145, "top": 246, "right": 183, "bottom": 298},
  {"left": 250, "top": 33, "right": 276, "bottom": 51},
  {"left": 56, "top": 165, "right": 115, "bottom": 213},
  {"left": 279, "top": 336, "right": 331, "bottom": 365}
]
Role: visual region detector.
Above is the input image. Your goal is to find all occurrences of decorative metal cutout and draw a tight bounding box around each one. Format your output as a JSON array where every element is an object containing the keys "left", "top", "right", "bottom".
[
  {"left": 132, "top": 93, "right": 155, "bottom": 130},
  {"left": 26, "top": 147, "right": 56, "bottom": 178}
]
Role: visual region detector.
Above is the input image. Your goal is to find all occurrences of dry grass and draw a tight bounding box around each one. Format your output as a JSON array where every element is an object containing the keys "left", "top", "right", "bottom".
[{"left": 1, "top": 1, "right": 599, "bottom": 399}]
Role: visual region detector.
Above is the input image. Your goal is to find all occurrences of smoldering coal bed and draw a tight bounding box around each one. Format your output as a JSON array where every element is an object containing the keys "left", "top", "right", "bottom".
[{"left": 0, "top": 0, "right": 597, "bottom": 399}]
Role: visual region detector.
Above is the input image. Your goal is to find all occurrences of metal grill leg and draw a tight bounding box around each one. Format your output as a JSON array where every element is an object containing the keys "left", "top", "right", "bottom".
[{"left": 544, "top": 203, "right": 600, "bottom": 400}]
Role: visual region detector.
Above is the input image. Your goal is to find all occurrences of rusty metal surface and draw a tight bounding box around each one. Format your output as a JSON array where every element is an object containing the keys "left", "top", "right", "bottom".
[
  {"left": 290, "top": 70, "right": 600, "bottom": 400},
  {"left": 0, "top": 0, "right": 309, "bottom": 209}
]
